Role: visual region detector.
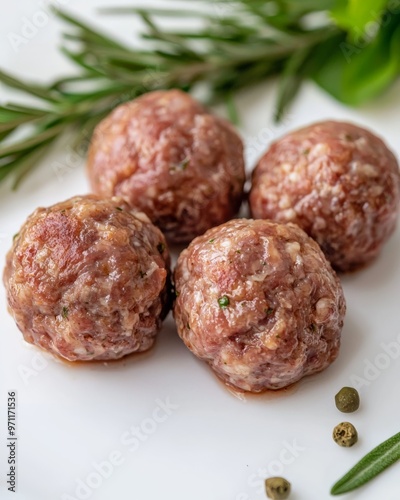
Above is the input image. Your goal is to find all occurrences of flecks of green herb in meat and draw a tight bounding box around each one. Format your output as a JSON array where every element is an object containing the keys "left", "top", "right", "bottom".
[{"left": 218, "top": 296, "right": 230, "bottom": 308}]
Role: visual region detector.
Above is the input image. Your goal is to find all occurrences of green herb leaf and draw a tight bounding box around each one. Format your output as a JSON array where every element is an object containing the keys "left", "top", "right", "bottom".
[
  {"left": 330, "top": 0, "right": 388, "bottom": 36},
  {"left": 157, "top": 242, "right": 165, "bottom": 254},
  {"left": 341, "top": 17, "right": 400, "bottom": 105},
  {"left": 313, "top": 12, "right": 400, "bottom": 106},
  {"left": 331, "top": 431, "right": 400, "bottom": 495},
  {"left": 274, "top": 46, "right": 311, "bottom": 122},
  {"left": 171, "top": 157, "right": 190, "bottom": 171},
  {"left": 61, "top": 306, "right": 69, "bottom": 319},
  {"left": 0, "top": 70, "right": 62, "bottom": 103},
  {"left": 225, "top": 92, "right": 239, "bottom": 125},
  {"left": 218, "top": 295, "right": 230, "bottom": 308},
  {"left": 55, "top": 8, "right": 129, "bottom": 51},
  {"left": 2, "top": 1, "right": 399, "bottom": 189}
]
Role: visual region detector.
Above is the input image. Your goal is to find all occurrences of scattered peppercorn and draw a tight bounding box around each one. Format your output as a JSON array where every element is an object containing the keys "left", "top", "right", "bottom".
[
  {"left": 157, "top": 242, "right": 165, "bottom": 254},
  {"left": 265, "top": 477, "right": 291, "bottom": 499},
  {"left": 335, "top": 387, "right": 360, "bottom": 413},
  {"left": 333, "top": 422, "right": 358, "bottom": 447},
  {"left": 218, "top": 296, "right": 230, "bottom": 308},
  {"left": 115, "top": 206, "right": 123, "bottom": 211}
]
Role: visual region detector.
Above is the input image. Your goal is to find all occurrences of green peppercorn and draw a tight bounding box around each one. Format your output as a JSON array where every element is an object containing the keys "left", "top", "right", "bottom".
[
  {"left": 333, "top": 422, "right": 358, "bottom": 447},
  {"left": 265, "top": 477, "right": 291, "bottom": 500},
  {"left": 335, "top": 387, "right": 360, "bottom": 413}
]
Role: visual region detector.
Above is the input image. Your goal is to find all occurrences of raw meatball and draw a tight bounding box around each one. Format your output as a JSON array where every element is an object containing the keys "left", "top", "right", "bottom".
[
  {"left": 174, "top": 219, "right": 345, "bottom": 392},
  {"left": 87, "top": 89, "right": 245, "bottom": 243},
  {"left": 249, "top": 121, "right": 400, "bottom": 272},
  {"left": 3, "top": 195, "right": 171, "bottom": 362}
]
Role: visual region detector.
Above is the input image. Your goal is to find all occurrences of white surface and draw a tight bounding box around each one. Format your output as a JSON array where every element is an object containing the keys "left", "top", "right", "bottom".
[{"left": 1, "top": 2, "right": 400, "bottom": 500}]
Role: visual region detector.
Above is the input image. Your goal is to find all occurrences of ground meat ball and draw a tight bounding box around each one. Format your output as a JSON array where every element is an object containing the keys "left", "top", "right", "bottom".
[
  {"left": 3, "top": 195, "right": 171, "bottom": 362},
  {"left": 174, "top": 219, "right": 346, "bottom": 392},
  {"left": 87, "top": 89, "right": 245, "bottom": 243},
  {"left": 249, "top": 121, "right": 400, "bottom": 272}
]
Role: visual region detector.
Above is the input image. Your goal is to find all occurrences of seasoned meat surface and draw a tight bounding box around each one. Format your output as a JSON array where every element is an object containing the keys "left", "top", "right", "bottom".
[
  {"left": 250, "top": 121, "right": 400, "bottom": 271},
  {"left": 87, "top": 89, "right": 245, "bottom": 243},
  {"left": 174, "top": 219, "right": 346, "bottom": 392},
  {"left": 3, "top": 195, "right": 171, "bottom": 361}
]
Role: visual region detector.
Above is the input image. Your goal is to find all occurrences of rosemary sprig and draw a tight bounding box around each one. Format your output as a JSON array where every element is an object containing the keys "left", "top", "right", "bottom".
[
  {"left": 331, "top": 431, "right": 400, "bottom": 495},
  {"left": 0, "top": 1, "right": 399, "bottom": 188}
]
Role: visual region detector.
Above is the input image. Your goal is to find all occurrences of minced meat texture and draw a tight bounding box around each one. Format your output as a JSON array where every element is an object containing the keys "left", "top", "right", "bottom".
[
  {"left": 87, "top": 89, "right": 245, "bottom": 243},
  {"left": 250, "top": 120, "right": 400, "bottom": 271},
  {"left": 3, "top": 195, "right": 171, "bottom": 361},
  {"left": 174, "top": 219, "right": 346, "bottom": 392}
]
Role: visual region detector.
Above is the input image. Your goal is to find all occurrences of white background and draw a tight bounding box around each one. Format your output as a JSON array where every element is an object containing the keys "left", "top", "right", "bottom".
[{"left": 1, "top": 2, "right": 400, "bottom": 500}]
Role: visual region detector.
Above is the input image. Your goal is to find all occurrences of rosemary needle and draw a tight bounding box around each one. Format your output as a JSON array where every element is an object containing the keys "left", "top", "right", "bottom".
[
  {"left": 331, "top": 431, "right": 400, "bottom": 495},
  {"left": 0, "top": 1, "right": 399, "bottom": 188}
]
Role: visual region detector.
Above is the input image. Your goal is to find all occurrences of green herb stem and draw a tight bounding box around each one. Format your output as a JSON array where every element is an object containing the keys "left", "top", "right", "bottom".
[{"left": 0, "top": 1, "right": 398, "bottom": 189}]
